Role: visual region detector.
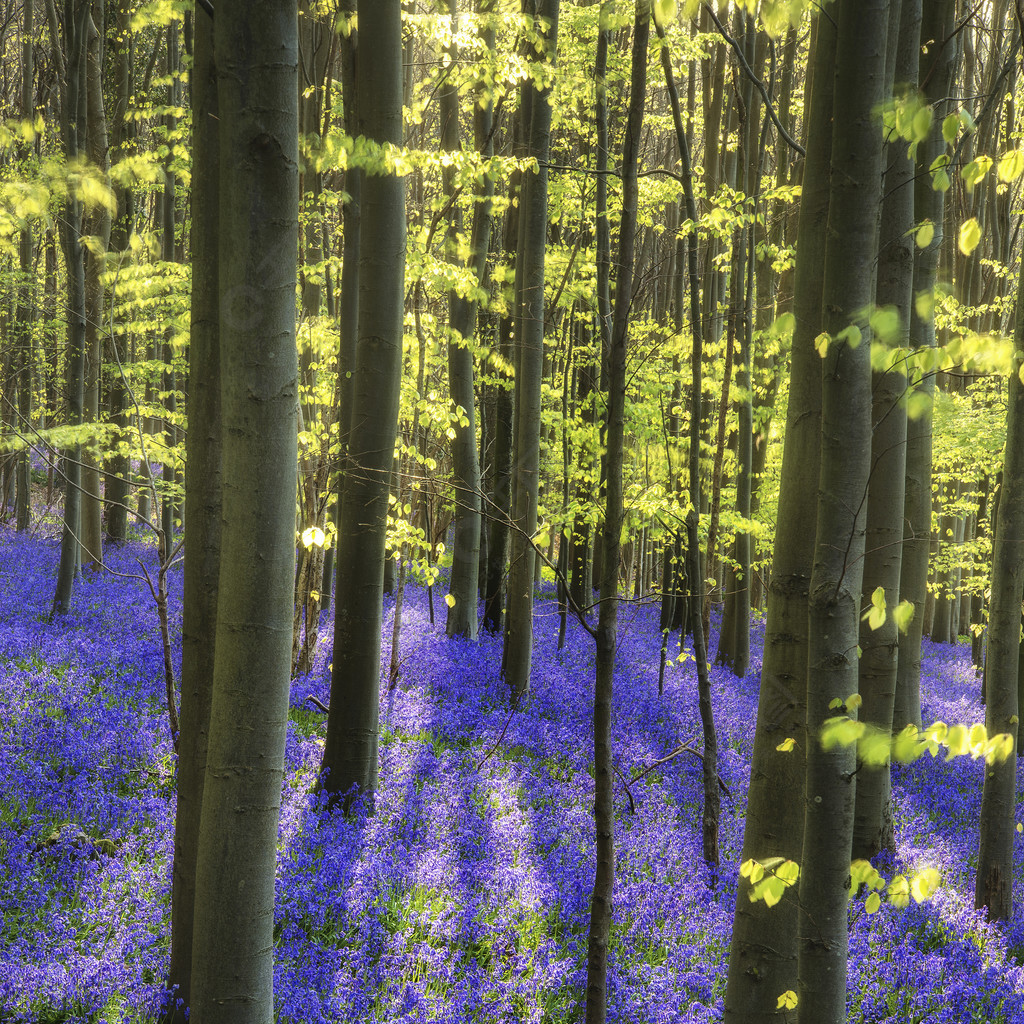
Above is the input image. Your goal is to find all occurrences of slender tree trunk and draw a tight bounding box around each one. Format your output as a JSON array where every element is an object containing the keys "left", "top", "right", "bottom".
[
  {"left": 14, "top": 0, "right": 34, "bottom": 533},
  {"left": 584, "top": 9, "right": 647, "bottom": 1021},
  {"left": 893, "top": 0, "right": 958, "bottom": 728},
  {"left": 320, "top": 0, "right": 405, "bottom": 808},
  {"left": 167, "top": 11, "right": 219, "bottom": 1019},
  {"left": 443, "top": 0, "right": 495, "bottom": 640},
  {"left": 189, "top": 3, "right": 298, "bottom": 1021},
  {"left": 104, "top": 0, "right": 134, "bottom": 546},
  {"left": 503, "top": 0, "right": 559, "bottom": 698},
  {"left": 51, "top": 0, "right": 91, "bottom": 617},
  {"left": 81, "top": 0, "right": 109, "bottom": 570}
]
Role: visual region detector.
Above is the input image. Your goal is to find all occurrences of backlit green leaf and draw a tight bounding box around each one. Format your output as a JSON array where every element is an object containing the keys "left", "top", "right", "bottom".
[
  {"left": 998, "top": 148, "right": 1024, "bottom": 182},
  {"left": 958, "top": 217, "right": 981, "bottom": 256}
]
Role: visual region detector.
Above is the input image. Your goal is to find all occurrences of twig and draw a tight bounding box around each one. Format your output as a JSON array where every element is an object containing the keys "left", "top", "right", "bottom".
[{"left": 701, "top": 3, "right": 805, "bottom": 157}]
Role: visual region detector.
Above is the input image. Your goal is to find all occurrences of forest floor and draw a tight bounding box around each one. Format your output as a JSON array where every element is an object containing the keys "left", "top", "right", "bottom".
[{"left": 2, "top": 529, "right": 1024, "bottom": 1023}]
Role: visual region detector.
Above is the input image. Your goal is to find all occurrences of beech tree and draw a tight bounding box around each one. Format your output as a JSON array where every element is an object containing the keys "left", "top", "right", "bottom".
[
  {"left": 320, "top": 0, "right": 406, "bottom": 807},
  {"left": 188, "top": 2, "right": 298, "bottom": 1021}
]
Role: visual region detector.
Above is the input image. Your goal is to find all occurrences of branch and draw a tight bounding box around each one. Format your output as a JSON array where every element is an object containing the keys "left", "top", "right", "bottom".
[{"left": 701, "top": 3, "right": 805, "bottom": 157}]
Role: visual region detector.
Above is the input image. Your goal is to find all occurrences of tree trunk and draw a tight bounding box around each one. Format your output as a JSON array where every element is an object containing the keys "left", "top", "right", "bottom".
[
  {"left": 502, "top": 0, "right": 559, "bottom": 698},
  {"left": 723, "top": 11, "right": 833, "bottom": 1020},
  {"left": 798, "top": 3, "right": 888, "bottom": 1022},
  {"left": 851, "top": 0, "right": 919, "bottom": 864},
  {"left": 975, "top": 250, "right": 1024, "bottom": 923},
  {"left": 189, "top": 3, "right": 298, "bottom": 1021},
  {"left": 320, "top": 0, "right": 405, "bottom": 808},
  {"left": 51, "top": 0, "right": 91, "bottom": 617},
  {"left": 893, "top": 0, "right": 958, "bottom": 728},
  {"left": 443, "top": 0, "right": 495, "bottom": 640},
  {"left": 584, "top": 9, "right": 646, "bottom": 1021},
  {"left": 167, "top": 11, "right": 219, "bottom": 1018}
]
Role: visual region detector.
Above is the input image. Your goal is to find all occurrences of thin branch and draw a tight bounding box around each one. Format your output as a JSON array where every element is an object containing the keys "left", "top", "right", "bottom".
[{"left": 701, "top": 3, "right": 805, "bottom": 157}]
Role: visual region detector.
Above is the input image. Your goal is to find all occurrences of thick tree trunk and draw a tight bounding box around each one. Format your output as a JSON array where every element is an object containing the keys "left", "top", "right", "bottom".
[
  {"left": 851, "top": 0, "right": 919, "bottom": 864},
  {"left": 975, "top": 253, "right": 1024, "bottom": 922},
  {"left": 723, "top": 12, "right": 833, "bottom": 1020},
  {"left": 189, "top": 3, "right": 298, "bottom": 1021},
  {"left": 320, "top": 0, "right": 405, "bottom": 807}
]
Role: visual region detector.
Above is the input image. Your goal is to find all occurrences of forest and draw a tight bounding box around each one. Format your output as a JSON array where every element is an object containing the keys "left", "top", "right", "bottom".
[{"left": 1, "top": 0, "right": 1024, "bottom": 1022}]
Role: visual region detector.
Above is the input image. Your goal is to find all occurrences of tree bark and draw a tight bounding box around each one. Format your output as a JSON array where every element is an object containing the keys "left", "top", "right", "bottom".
[
  {"left": 798, "top": 3, "right": 888, "bottom": 1022},
  {"left": 167, "top": 10, "right": 219, "bottom": 1018},
  {"left": 723, "top": 11, "right": 833, "bottom": 1020},
  {"left": 584, "top": 8, "right": 647, "bottom": 1021},
  {"left": 852, "top": 0, "right": 919, "bottom": 865},
  {"left": 893, "top": 0, "right": 959, "bottom": 729},
  {"left": 502, "top": 0, "right": 559, "bottom": 698},
  {"left": 975, "top": 246, "right": 1024, "bottom": 923},
  {"left": 189, "top": 3, "right": 298, "bottom": 1021},
  {"left": 320, "top": 0, "right": 406, "bottom": 808}
]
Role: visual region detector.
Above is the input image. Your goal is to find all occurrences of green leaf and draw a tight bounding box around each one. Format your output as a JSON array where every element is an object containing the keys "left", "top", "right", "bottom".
[
  {"left": 915, "top": 221, "right": 935, "bottom": 248},
  {"left": 892, "top": 600, "right": 915, "bottom": 633},
  {"left": 869, "top": 306, "right": 900, "bottom": 345},
  {"left": 914, "top": 288, "right": 935, "bottom": 323},
  {"left": 814, "top": 332, "right": 830, "bottom": 358},
  {"left": 444, "top": 594, "right": 456, "bottom": 608},
  {"left": 945, "top": 724, "right": 969, "bottom": 760},
  {"left": 821, "top": 717, "right": 865, "bottom": 751},
  {"left": 888, "top": 874, "right": 910, "bottom": 909},
  {"left": 961, "top": 155, "right": 993, "bottom": 191},
  {"left": 998, "top": 148, "right": 1024, "bottom": 182},
  {"left": 653, "top": 0, "right": 678, "bottom": 27},
  {"left": 958, "top": 217, "right": 981, "bottom": 256},
  {"left": 859, "top": 728, "right": 891, "bottom": 767},
  {"left": 837, "top": 324, "right": 863, "bottom": 349},
  {"left": 905, "top": 389, "right": 932, "bottom": 420},
  {"left": 911, "top": 105, "right": 932, "bottom": 143},
  {"left": 865, "top": 891, "right": 882, "bottom": 914},
  {"left": 941, "top": 113, "right": 960, "bottom": 144},
  {"left": 776, "top": 737, "right": 796, "bottom": 752}
]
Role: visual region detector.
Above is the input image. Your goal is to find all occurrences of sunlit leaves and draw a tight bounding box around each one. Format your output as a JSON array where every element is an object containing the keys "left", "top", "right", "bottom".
[
  {"left": 777, "top": 991, "right": 798, "bottom": 1011},
  {"left": 653, "top": 0, "right": 677, "bottom": 28},
  {"left": 776, "top": 737, "right": 796, "bottom": 752},
  {"left": 915, "top": 221, "right": 935, "bottom": 248},
  {"left": 741, "top": 857, "right": 799, "bottom": 907},
  {"left": 930, "top": 154, "right": 951, "bottom": 192},
  {"left": 961, "top": 155, "right": 992, "bottom": 192},
  {"left": 998, "top": 149, "right": 1024, "bottom": 182},
  {"left": 863, "top": 586, "right": 887, "bottom": 631},
  {"left": 824, "top": 714, "right": 1014, "bottom": 767},
  {"left": 958, "top": 218, "right": 981, "bottom": 256},
  {"left": 892, "top": 600, "right": 915, "bottom": 633},
  {"left": 301, "top": 527, "right": 327, "bottom": 549}
]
